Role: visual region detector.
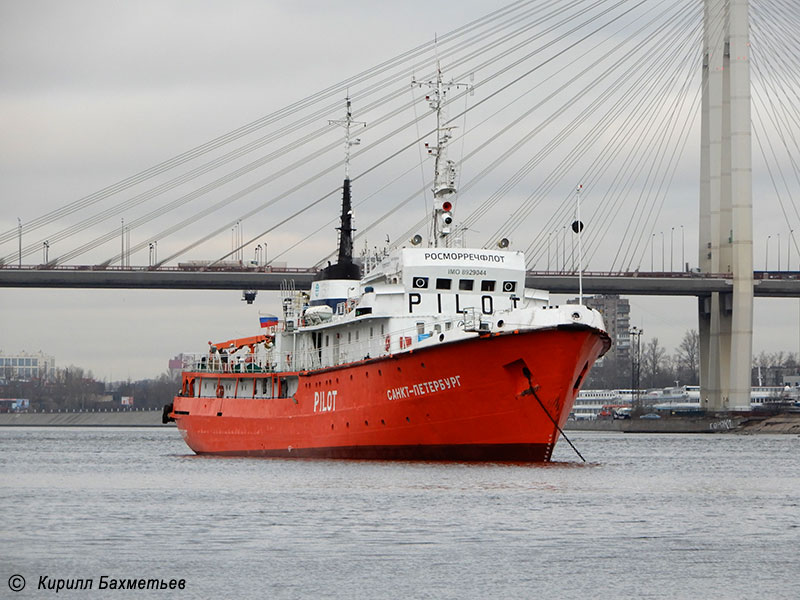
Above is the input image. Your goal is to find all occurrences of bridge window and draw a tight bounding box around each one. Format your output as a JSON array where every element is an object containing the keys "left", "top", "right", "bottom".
[
  {"left": 459, "top": 279, "right": 474, "bottom": 291},
  {"left": 481, "top": 280, "right": 496, "bottom": 292},
  {"left": 412, "top": 276, "right": 429, "bottom": 289},
  {"left": 436, "top": 278, "right": 452, "bottom": 290}
]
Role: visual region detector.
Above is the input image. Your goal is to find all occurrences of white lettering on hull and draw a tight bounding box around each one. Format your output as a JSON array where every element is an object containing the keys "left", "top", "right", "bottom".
[
  {"left": 386, "top": 375, "right": 462, "bottom": 400},
  {"left": 313, "top": 390, "right": 338, "bottom": 412}
]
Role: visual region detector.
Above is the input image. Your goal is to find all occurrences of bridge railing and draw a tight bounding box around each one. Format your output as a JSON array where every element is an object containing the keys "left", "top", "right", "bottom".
[
  {"left": 526, "top": 270, "right": 735, "bottom": 278},
  {"left": 0, "top": 263, "right": 318, "bottom": 273},
  {"left": 7, "top": 263, "right": 800, "bottom": 281}
]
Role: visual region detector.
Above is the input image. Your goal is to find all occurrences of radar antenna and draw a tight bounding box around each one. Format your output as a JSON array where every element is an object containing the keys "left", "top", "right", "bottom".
[{"left": 413, "top": 50, "right": 472, "bottom": 247}]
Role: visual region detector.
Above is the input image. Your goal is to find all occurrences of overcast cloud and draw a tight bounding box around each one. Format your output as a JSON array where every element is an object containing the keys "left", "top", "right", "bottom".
[{"left": 1, "top": 0, "right": 798, "bottom": 381}]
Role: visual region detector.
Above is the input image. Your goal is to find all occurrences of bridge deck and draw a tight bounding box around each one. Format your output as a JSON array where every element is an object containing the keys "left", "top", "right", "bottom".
[{"left": 2, "top": 266, "right": 800, "bottom": 297}]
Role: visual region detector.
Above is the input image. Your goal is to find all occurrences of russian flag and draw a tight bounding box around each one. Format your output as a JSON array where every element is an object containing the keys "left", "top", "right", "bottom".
[{"left": 259, "top": 315, "right": 278, "bottom": 328}]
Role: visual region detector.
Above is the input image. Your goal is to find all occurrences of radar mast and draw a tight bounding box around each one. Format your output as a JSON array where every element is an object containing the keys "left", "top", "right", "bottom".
[
  {"left": 413, "top": 50, "right": 472, "bottom": 247},
  {"left": 316, "top": 96, "right": 366, "bottom": 281}
]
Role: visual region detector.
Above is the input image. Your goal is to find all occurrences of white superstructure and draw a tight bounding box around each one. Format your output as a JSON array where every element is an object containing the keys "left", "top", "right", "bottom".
[{"left": 181, "top": 247, "right": 607, "bottom": 377}]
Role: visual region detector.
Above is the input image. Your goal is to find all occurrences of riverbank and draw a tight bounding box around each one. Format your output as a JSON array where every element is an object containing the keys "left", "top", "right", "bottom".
[
  {"left": 738, "top": 413, "right": 800, "bottom": 434},
  {"left": 3, "top": 409, "right": 799, "bottom": 432},
  {"left": 564, "top": 412, "right": 800, "bottom": 434},
  {"left": 0, "top": 409, "right": 171, "bottom": 427}
]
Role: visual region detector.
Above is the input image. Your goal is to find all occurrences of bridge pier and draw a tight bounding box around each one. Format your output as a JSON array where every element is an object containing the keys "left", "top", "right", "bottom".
[{"left": 698, "top": 0, "right": 752, "bottom": 412}]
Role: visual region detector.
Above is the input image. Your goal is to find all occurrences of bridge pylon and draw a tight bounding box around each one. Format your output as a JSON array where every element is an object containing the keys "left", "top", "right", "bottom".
[{"left": 698, "top": 0, "right": 752, "bottom": 412}]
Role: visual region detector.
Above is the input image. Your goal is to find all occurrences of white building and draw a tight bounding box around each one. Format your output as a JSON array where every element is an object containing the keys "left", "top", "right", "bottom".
[{"left": 0, "top": 351, "right": 56, "bottom": 381}]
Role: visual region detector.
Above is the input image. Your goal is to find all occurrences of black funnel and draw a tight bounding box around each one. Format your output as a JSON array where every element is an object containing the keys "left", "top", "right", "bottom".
[{"left": 315, "top": 178, "right": 361, "bottom": 281}]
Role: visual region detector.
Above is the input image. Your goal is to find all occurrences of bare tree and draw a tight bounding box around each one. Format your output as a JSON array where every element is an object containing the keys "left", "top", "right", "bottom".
[
  {"left": 675, "top": 329, "right": 699, "bottom": 384},
  {"left": 642, "top": 337, "right": 667, "bottom": 388}
]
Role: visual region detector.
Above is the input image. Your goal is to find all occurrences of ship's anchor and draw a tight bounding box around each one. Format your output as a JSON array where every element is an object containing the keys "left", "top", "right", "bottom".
[{"left": 521, "top": 367, "right": 585, "bottom": 463}]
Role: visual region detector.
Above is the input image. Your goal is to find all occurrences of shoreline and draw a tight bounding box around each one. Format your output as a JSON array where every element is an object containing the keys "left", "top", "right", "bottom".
[
  {"left": 0, "top": 409, "right": 173, "bottom": 427},
  {"left": 564, "top": 412, "right": 800, "bottom": 434},
  {"left": 2, "top": 410, "right": 798, "bottom": 433}
]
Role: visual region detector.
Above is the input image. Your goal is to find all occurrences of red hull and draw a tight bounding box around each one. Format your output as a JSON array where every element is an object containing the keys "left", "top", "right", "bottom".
[{"left": 172, "top": 325, "right": 609, "bottom": 461}]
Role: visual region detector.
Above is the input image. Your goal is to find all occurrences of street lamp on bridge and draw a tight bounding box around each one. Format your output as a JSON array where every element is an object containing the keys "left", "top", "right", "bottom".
[
  {"left": 651, "top": 233, "right": 655, "bottom": 271},
  {"left": 681, "top": 225, "right": 685, "bottom": 271},
  {"left": 671, "top": 227, "right": 674, "bottom": 271},
  {"left": 766, "top": 235, "right": 771, "bottom": 270},
  {"left": 629, "top": 326, "right": 644, "bottom": 409}
]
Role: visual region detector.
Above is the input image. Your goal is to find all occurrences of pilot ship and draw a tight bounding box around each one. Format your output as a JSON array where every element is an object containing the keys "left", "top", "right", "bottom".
[{"left": 165, "top": 84, "right": 610, "bottom": 461}]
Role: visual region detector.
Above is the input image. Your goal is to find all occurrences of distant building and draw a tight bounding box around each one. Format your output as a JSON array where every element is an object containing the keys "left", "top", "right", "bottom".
[
  {"left": 168, "top": 354, "right": 189, "bottom": 378},
  {"left": 567, "top": 294, "right": 631, "bottom": 363},
  {"left": 0, "top": 351, "right": 55, "bottom": 381}
]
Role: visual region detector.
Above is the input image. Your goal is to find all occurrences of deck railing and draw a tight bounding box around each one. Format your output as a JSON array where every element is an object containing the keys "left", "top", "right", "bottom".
[{"left": 179, "top": 313, "right": 487, "bottom": 374}]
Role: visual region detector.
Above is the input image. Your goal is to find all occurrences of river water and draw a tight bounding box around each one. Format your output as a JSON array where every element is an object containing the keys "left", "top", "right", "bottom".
[{"left": 1, "top": 428, "right": 798, "bottom": 599}]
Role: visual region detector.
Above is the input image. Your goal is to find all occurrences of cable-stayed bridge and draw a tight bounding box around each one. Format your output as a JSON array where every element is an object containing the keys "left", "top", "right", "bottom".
[
  {"left": 2, "top": 0, "right": 796, "bottom": 277},
  {"left": 2, "top": 0, "right": 800, "bottom": 408},
  {"left": 3, "top": 266, "right": 800, "bottom": 298}
]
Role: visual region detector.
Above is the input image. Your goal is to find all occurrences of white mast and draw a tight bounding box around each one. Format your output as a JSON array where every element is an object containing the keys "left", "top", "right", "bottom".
[
  {"left": 575, "top": 184, "right": 584, "bottom": 305},
  {"left": 413, "top": 50, "right": 471, "bottom": 247},
  {"left": 328, "top": 95, "right": 366, "bottom": 180}
]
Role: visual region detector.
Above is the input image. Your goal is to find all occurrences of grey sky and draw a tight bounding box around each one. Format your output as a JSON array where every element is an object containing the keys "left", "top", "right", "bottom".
[{"left": 1, "top": 0, "right": 798, "bottom": 380}]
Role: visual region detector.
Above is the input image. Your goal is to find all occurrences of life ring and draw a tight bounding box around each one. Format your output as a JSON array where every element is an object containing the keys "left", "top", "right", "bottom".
[
  {"left": 216, "top": 385, "right": 224, "bottom": 398},
  {"left": 385, "top": 335, "right": 391, "bottom": 352}
]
